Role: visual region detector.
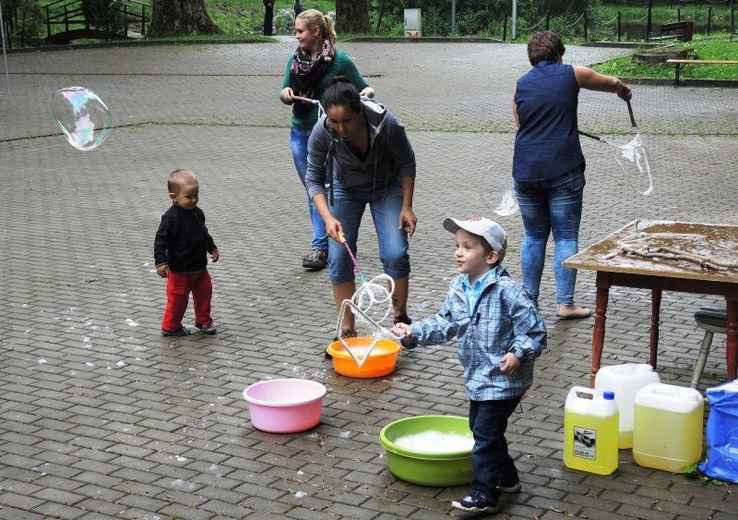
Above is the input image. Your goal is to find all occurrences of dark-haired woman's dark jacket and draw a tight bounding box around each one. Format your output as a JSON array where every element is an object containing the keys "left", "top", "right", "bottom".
[{"left": 304, "top": 98, "right": 416, "bottom": 199}]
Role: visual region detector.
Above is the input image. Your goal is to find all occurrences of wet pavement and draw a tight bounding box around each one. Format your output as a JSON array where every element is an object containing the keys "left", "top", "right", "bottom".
[{"left": 1, "top": 36, "right": 737, "bottom": 519}]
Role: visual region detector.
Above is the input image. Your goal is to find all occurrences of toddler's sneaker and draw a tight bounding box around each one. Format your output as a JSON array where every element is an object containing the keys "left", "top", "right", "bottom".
[
  {"left": 161, "top": 327, "right": 191, "bottom": 337},
  {"left": 451, "top": 490, "right": 498, "bottom": 514},
  {"left": 195, "top": 323, "right": 217, "bottom": 335}
]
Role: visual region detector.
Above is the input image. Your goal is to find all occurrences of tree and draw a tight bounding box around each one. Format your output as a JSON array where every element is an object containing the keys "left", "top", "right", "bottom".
[
  {"left": 336, "top": 0, "right": 370, "bottom": 34},
  {"left": 1, "top": 0, "right": 45, "bottom": 47},
  {"left": 148, "top": 0, "right": 222, "bottom": 37}
]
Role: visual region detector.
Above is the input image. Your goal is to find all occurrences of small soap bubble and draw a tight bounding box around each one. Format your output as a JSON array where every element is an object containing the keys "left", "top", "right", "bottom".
[
  {"left": 489, "top": 190, "right": 519, "bottom": 217},
  {"left": 52, "top": 86, "right": 112, "bottom": 151}
]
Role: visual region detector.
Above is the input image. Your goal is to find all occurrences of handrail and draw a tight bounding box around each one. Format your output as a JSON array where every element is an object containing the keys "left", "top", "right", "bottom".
[{"left": 44, "top": 0, "right": 151, "bottom": 42}]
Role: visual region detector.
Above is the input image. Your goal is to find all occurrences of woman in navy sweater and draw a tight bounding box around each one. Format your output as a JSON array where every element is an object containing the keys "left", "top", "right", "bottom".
[{"left": 513, "top": 30, "right": 632, "bottom": 319}]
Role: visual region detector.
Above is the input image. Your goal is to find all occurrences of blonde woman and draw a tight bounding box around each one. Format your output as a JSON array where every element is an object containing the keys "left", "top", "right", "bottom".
[{"left": 280, "top": 9, "right": 374, "bottom": 270}]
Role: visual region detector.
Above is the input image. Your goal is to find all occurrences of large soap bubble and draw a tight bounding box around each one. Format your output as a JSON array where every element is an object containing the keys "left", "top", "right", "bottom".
[{"left": 52, "top": 86, "right": 112, "bottom": 151}]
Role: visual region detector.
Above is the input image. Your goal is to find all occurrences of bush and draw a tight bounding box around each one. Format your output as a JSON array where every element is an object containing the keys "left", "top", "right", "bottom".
[{"left": 1, "top": 0, "right": 45, "bottom": 47}]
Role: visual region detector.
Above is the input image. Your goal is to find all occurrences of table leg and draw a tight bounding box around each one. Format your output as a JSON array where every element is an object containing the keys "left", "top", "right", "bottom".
[
  {"left": 590, "top": 285, "right": 610, "bottom": 387},
  {"left": 726, "top": 299, "right": 738, "bottom": 380},
  {"left": 649, "top": 289, "right": 662, "bottom": 369}
]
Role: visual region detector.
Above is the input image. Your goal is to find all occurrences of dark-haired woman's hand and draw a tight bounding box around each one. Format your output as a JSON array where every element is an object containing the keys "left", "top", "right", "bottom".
[
  {"left": 325, "top": 216, "right": 344, "bottom": 244},
  {"left": 399, "top": 208, "right": 417, "bottom": 237}
]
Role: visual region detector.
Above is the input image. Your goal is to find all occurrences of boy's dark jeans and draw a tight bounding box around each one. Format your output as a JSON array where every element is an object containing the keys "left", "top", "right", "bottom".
[{"left": 469, "top": 396, "right": 522, "bottom": 500}]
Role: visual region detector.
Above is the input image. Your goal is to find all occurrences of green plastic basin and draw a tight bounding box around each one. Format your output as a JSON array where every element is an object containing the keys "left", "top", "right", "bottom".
[{"left": 379, "top": 415, "right": 473, "bottom": 487}]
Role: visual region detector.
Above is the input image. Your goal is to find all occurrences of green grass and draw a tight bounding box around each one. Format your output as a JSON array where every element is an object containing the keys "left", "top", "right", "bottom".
[
  {"left": 592, "top": 35, "right": 738, "bottom": 81},
  {"left": 205, "top": 0, "right": 336, "bottom": 36},
  {"left": 588, "top": 3, "right": 738, "bottom": 81}
]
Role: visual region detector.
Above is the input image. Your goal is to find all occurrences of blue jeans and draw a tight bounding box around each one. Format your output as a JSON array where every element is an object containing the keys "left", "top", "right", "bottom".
[
  {"left": 469, "top": 397, "right": 521, "bottom": 500},
  {"left": 291, "top": 128, "right": 328, "bottom": 252},
  {"left": 327, "top": 179, "right": 410, "bottom": 284},
  {"left": 514, "top": 167, "right": 585, "bottom": 306}
]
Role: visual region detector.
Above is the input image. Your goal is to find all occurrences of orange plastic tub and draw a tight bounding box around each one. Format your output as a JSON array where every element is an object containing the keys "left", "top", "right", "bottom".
[{"left": 326, "top": 337, "right": 401, "bottom": 378}]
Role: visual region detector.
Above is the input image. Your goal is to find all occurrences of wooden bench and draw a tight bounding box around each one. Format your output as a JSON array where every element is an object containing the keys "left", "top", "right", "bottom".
[
  {"left": 666, "top": 58, "right": 738, "bottom": 87},
  {"left": 648, "top": 21, "right": 694, "bottom": 42}
]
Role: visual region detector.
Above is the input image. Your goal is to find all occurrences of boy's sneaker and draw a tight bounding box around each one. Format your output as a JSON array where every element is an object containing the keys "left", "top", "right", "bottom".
[
  {"left": 303, "top": 249, "right": 328, "bottom": 270},
  {"left": 497, "top": 479, "right": 521, "bottom": 493},
  {"left": 451, "top": 490, "right": 498, "bottom": 514},
  {"left": 400, "top": 336, "right": 418, "bottom": 350},
  {"left": 161, "top": 327, "right": 190, "bottom": 337},
  {"left": 195, "top": 323, "right": 217, "bottom": 335}
]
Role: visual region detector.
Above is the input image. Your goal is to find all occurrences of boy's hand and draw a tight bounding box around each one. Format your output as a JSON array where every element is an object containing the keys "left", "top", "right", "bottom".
[
  {"left": 211, "top": 250, "right": 220, "bottom": 263},
  {"left": 391, "top": 323, "right": 412, "bottom": 338},
  {"left": 499, "top": 352, "right": 521, "bottom": 375},
  {"left": 156, "top": 264, "right": 169, "bottom": 278}
]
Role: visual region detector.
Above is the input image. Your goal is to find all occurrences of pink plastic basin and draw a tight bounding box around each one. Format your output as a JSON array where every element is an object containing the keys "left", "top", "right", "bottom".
[{"left": 243, "top": 378, "right": 327, "bottom": 433}]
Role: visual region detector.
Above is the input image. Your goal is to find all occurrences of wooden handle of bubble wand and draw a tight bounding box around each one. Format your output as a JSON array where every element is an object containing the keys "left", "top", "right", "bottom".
[
  {"left": 292, "top": 95, "right": 318, "bottom": 105},
  {"left": 338, "top": 233, "right": 367, "bottom": 284},
  {"left": 627, "top": 100, "right": 637, "bottom": 128}
]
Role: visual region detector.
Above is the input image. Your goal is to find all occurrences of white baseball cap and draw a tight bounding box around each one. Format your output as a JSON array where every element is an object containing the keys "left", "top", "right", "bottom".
[{"left": 443, "top": 216, "right": 507, "bottom": 263}]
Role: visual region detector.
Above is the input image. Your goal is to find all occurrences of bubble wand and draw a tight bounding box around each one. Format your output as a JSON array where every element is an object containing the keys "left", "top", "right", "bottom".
[
  {"left": 338, "top": 233, "right": 367, "bottom": 285},
  {"left": 292, "top": 95, "right": 319, "bottom": 105},
  {"left": 0, "top": 0, "right": 11, "bottom": 94},
  {"left": 627, "top": 100, "right": 638, "bottom": 128}
]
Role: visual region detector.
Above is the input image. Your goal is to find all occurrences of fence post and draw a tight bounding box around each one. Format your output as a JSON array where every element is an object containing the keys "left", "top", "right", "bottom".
[
  {"left": 451, "top": 0, "right": 456, "bottom": 37},
  {"left": 502, "top": 12, "right": 507, "bottom": 41},
  {"left": 617, "top": 11, "right": 621, "bottom": 42},
  {"left": 678, "top": 9, "right": 681, "bottom": 22},
  {"left": 142, "top": 5, "right": 147, "bottom": 36},
  {"left": 46, "top": 4, "right": 52, "bottom": 39},
  {"left": 708, "top": 6, "right": 712, "bottom": 34},
  {"left": 584, "top": 11, "right": 588, "bottom": 41}
]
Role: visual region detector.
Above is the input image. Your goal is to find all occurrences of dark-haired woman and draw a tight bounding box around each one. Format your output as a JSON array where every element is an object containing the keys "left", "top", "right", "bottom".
[
  {"left": 513, "top": 30, "right": 631, "bottom": 319},
  {"left": 280, "top": 9, "right": 374, "bottom": 271},
  {"left": 305, "top": 78, "right": 417, "bottom": 339}
]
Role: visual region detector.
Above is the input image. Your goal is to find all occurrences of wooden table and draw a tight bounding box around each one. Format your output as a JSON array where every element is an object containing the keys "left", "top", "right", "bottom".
[{"left": 563, "top": 220, "right": 738, "bottom": 387}]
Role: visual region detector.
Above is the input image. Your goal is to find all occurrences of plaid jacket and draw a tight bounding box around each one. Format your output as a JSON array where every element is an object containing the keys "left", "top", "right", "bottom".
[{"left": 410, "top": 266, "right": 547, "bottom": 401}]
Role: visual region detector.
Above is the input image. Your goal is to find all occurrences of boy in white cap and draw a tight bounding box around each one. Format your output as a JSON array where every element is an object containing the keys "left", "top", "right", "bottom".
[{"left": 392, "top": 216, "right": 546, "bottom": 515}]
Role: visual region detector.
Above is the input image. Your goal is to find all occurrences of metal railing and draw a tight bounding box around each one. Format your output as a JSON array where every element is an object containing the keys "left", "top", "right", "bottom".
[{"left": 44, "top": 0, "right": 150, "bottom": 43}]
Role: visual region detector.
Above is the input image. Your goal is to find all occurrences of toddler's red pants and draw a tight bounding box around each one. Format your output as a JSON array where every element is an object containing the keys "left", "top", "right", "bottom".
[{"left": 162, "top": 269, "right": 213, "bottom": 332}]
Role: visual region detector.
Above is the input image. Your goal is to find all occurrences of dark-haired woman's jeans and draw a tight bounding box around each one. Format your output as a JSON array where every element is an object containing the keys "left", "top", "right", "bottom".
[{"left": 514, "top": 167, "right": 585, "bottom": 306}]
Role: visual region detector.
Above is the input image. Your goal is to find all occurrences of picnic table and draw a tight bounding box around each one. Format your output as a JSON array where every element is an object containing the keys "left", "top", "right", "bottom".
[{"left": 563, "top": 220, "right": 738, "bottom": 386}]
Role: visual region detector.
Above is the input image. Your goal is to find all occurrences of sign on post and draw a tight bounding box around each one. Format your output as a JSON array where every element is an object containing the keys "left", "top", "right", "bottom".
[{"left": 404, "top": 8, "right": 421, "bottom": 38}]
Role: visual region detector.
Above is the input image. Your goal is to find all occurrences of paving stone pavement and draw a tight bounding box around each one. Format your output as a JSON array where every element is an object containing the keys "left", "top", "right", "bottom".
[{"left": 1, "top": 36, "right": 738, "bottom": 519}]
